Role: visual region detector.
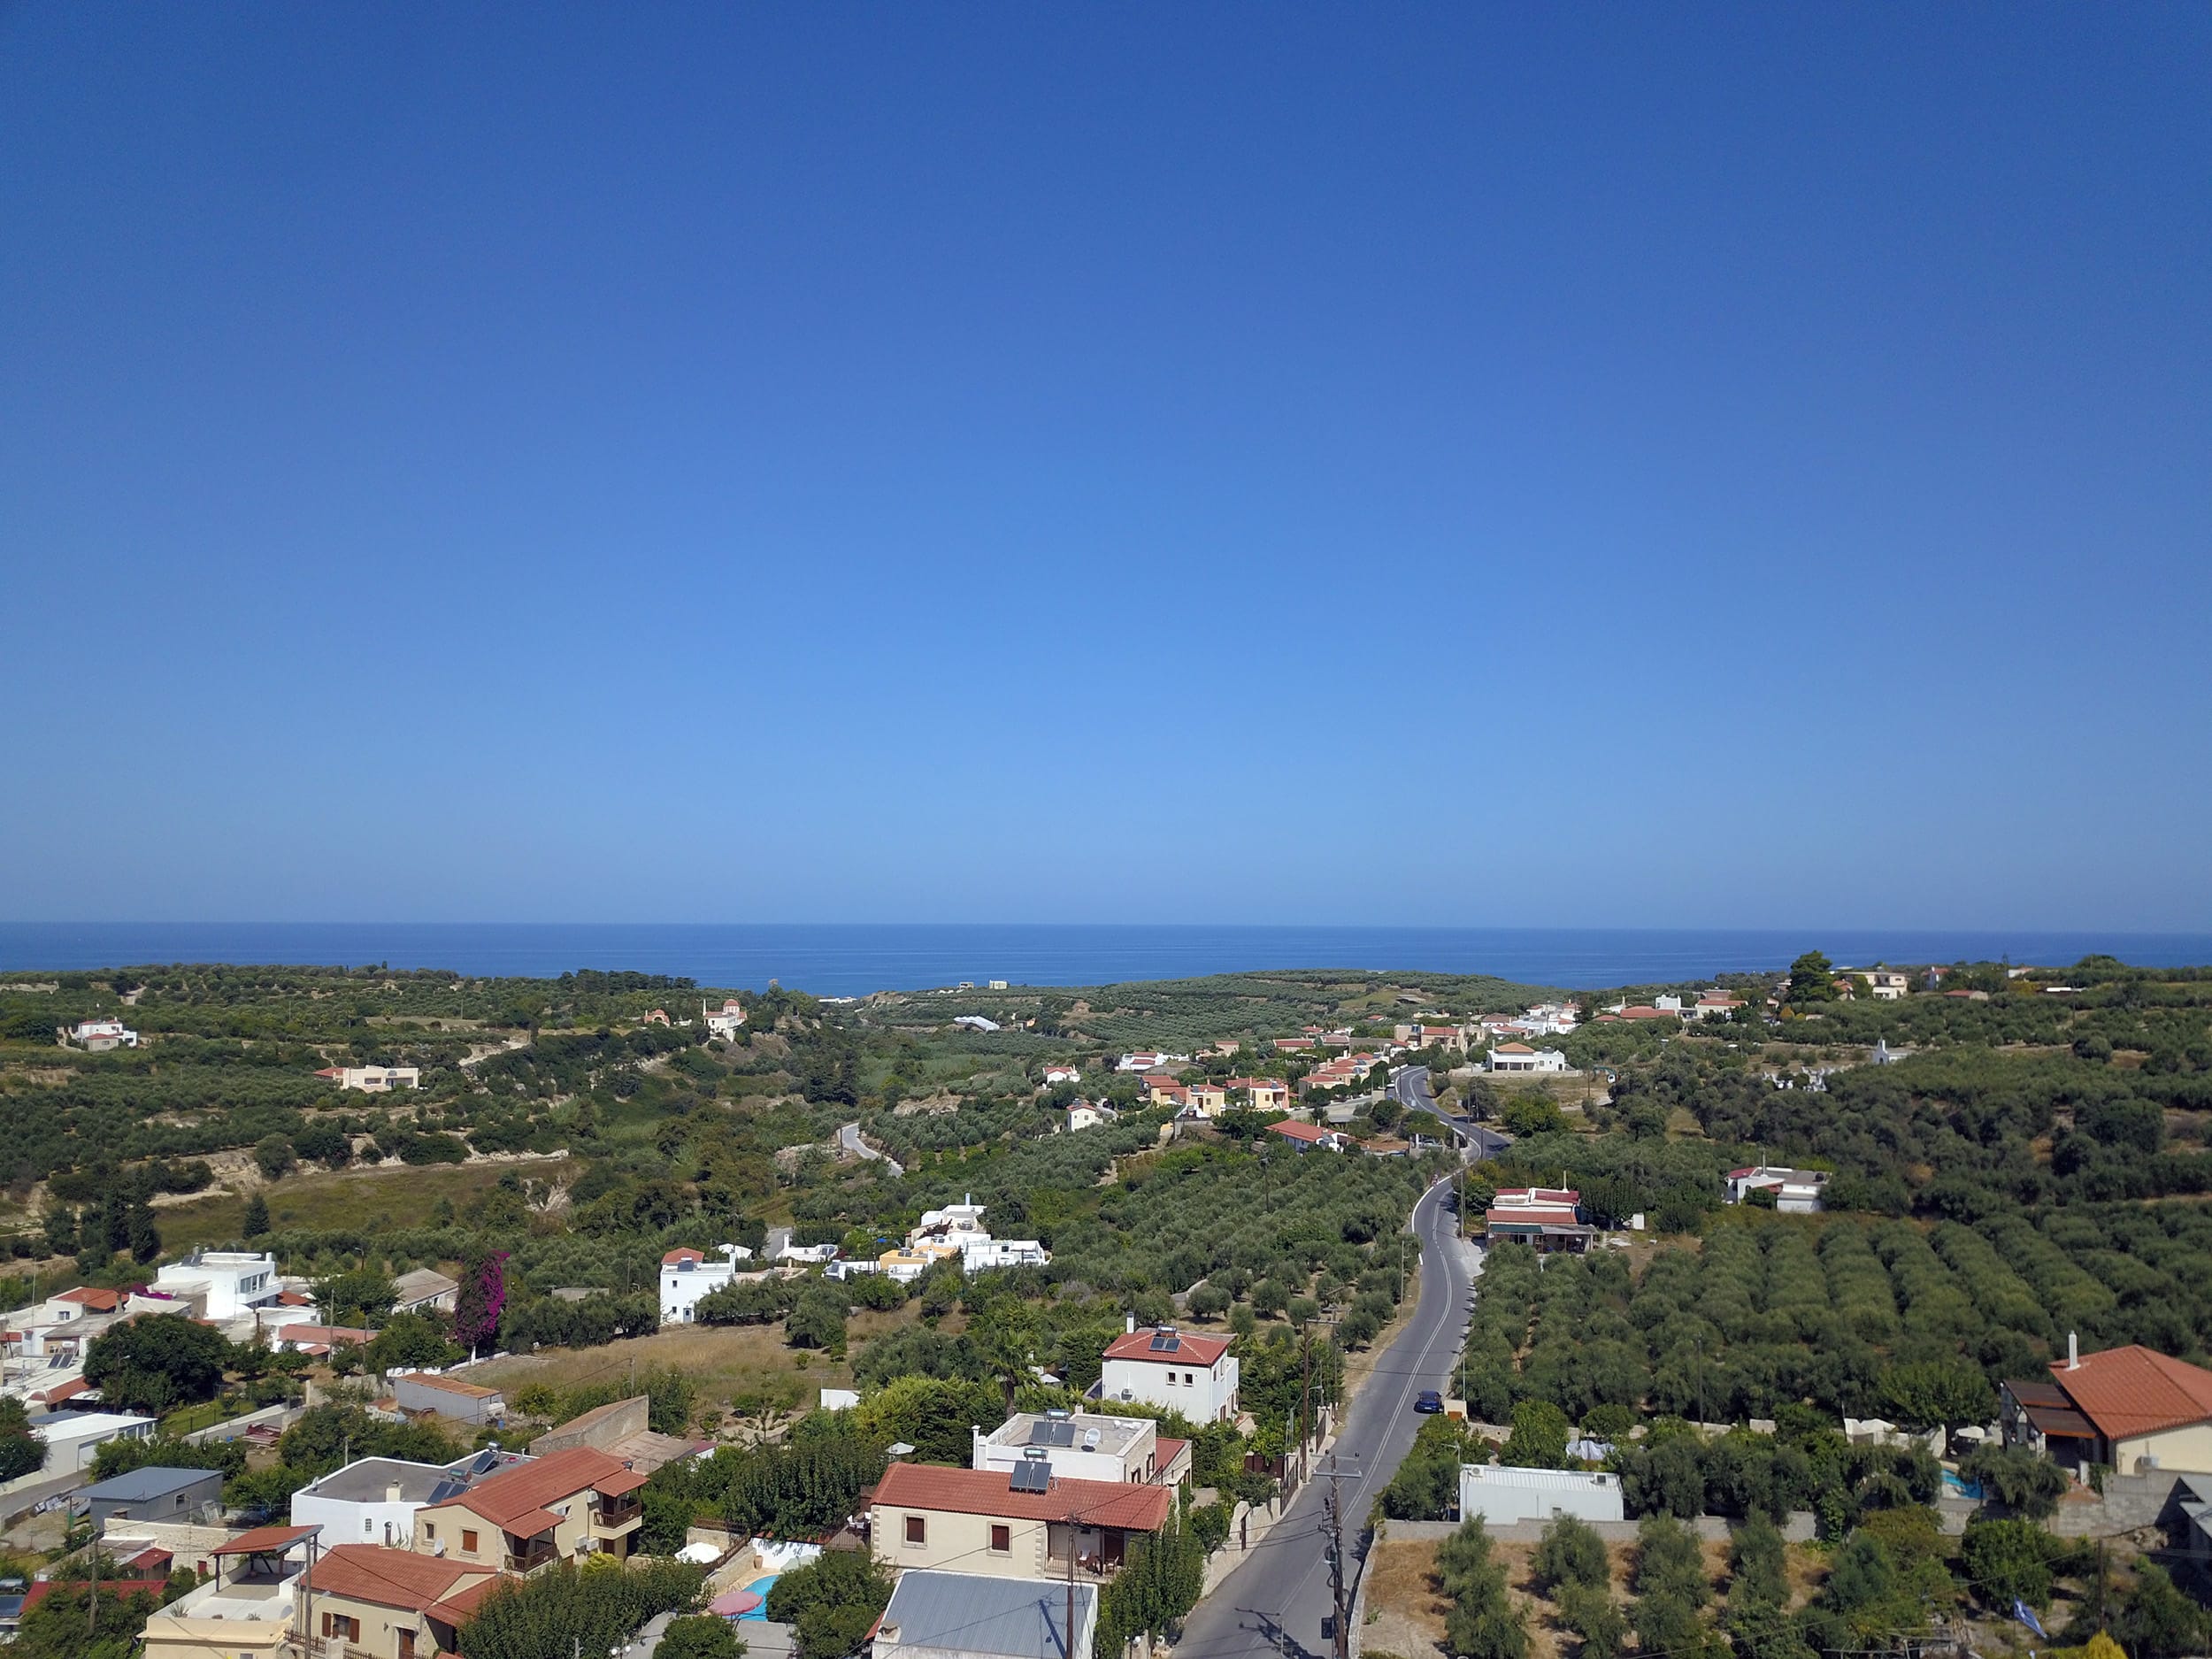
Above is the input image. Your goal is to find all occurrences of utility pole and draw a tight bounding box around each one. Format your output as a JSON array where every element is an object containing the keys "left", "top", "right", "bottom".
[
  {"left": 1298, "top": 1323, "right": 1313, "bottom": 1486},
  {"left": 1322, "top": 1453, "right": 1358, "bottom": 1659}
]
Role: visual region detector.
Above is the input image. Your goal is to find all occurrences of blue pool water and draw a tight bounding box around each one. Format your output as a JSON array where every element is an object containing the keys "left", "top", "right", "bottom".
[{"left": 740, "top": 1575, "right": 780, "bottom": 1619}]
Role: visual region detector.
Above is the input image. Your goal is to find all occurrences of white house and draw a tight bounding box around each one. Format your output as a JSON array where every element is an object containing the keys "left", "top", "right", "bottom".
[
  {"left": 65, "top": 1018, "right": 138, "bottom": 1051},
  {"left": 1724, "top": 1166, "right": 1829, "bottom": 1213},
  {"left": 704, "top": 998, "right": 748, "bottom": 1039},
  {"left": 1042, "top": 1065, "right": 1083, "bottom": 1086},
  {"left": 955, "top": 1015, "right": 1002, "bottom": 1033},
  {"left": 1459, "top": 1464, "right": 1624, "bottom": 1525},
  {"left": 1066, "top": 1102, "right": 1118, "bottom": 1133},
  {"left": 972, "top": 1409, "right": 1188, "bottom": 1487},
  {"left": 960, "top": 1239, "right": 1051, "bottom": 1272},
  {"left": 1847, "top": 970, "right": 1909, "bottom": 1001},
  {"left": 1115, "top": 1052, "right": 1188, "bottom": 1073},
  {"left": 315, "top": 1065, "right": 419, "bottom": 1092},
  {"left": 775, "top": 1240, "right": 841, "bottom": 1265},
  {"left": 31, "top": 1409, "right": 155, "bottom": 1472},
  {"left": 657, "top": 1244, "right": 758, "bottom": 1325},
  {"left": 1689, "top": 991, "right": 1746, "bottom": 1020},
  {"left": 291, "top": 1449, "right": 526, "bottom": 1550},
  {"left": 391, "top": 1269, "right": 460, "bottom": 1315},
  {"left": 152, "top": 1250, "right": 283, "bottom": 1320},
  {"left": 1098, "top": 1323, "right": 1240, "bottom": 1424},
  {"left": 1486, "top": 1043, "right": 1567, "bottom": 1074}
]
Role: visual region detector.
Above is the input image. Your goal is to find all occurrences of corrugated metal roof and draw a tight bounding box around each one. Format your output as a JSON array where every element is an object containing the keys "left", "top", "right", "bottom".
[
  {"left": 879, "top": 1569, "right": 1096, "bottom": 1659},
  {"left": 78, "top": 1465, "right": 222, "bottom": 1502}
]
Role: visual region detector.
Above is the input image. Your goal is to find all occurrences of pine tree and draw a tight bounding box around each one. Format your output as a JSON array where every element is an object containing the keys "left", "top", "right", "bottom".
[
  {"left": 127, "top": 1201, "right": 160, "bottom": 1263},
  {"left": 242, "top": 1193, "right": 271, "bottom": 1239}
]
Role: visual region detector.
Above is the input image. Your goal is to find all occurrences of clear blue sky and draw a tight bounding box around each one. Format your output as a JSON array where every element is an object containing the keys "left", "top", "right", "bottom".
[{"left": 4, "top": 6, "right": 2207, "bottom": 929}]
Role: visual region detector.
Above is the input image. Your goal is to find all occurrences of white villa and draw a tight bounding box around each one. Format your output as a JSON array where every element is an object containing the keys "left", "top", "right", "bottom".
[
  {"left": 316, "top": 1065, "right": 420, "bottom": 1092},
  {"left": 1098, "top": 1321, "right": 1240, "bottom": 1424},
  {"left": 65, "top": 1018, "right": 139, "bottom": 1051},
  {"left": 657, "top": 1243, "right": 759, "bottom": 1324},
  {"left": 833, "top": 1195, "right": 1049, "bottom": 1282},
  {"left": 1486, "top": 1043, "right": 1568, "bottom": 1074},
  {"left": 704, "top": 998, "right": 748, "bottom": 1038},
  {"left": 153, "top": 1250, "right": 283, "bottom": 1321}
]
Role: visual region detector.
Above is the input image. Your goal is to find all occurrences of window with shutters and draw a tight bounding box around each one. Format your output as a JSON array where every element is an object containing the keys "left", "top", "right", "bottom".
[
  {"left": 904, "top": 1516, "right": 926, "bottom": 1546},
  {"left": 990, "top": 1525, "right": 1010, "bottom": 1553}
]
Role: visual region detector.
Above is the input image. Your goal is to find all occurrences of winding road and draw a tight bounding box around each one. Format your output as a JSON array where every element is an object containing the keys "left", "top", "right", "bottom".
[
  {"left": 840, "top": 1120, "right": 905, "bottom": 1177},
  {"left": 1392, "top": 1064, "right": 1513, "bottom": 1161},
  {"left": 1175, "top": 1168, "right": 1480, "bottom": 1659}
]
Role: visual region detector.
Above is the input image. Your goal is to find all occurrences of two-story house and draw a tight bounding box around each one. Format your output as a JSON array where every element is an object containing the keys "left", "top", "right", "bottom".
[
  {"left": 871, "top": 1461, "right": 1171, "bottom": 1582},
  {"left": 408, "top": 1446, "right": 645, "bottom": 1571},
  {"left": 657, "top": 1244, "right": 759, "bottom": 1325},
  {"left": 1097, "top": 1324, "right": 1239, "bottom": 1423},
  {"left": 301, "top": 1543, "right": 500, "bottom": 1659}
]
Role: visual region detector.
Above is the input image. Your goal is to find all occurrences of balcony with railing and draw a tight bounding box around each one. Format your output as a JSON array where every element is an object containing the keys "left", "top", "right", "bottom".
[{"left": 503, "top": 1536, "right": 559, "bottom": 1574}]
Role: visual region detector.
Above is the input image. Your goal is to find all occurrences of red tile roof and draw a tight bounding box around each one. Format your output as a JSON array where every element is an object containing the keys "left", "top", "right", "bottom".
[
  {"left": 1103, "top": 1329, "right": 1231, "bottom": 1366},
  {"left": 1269, "top": 1121, "right": 1335, "bottom": 1145},
  {"left": 2048, "top": 1346, "right": 2212, "bottom": 1441},
  {"left": 416, "top": 1445, "right": 638, "bottom": 1534},
  {"left": 57, "top": 1286, "right": 122, "bottom": 1310},
  {"left": 304, "top": 1544, "right": 495, "bottom": 1614},
  {"left": 20, "top": 1578, "right": 168, "bottom": 1616},
  {"left": 662, "top": 1248, "right": 706, "bottom": 1265},
  {"left": 872, "top": 1462, "right": 1171, "bottom": 1531}
]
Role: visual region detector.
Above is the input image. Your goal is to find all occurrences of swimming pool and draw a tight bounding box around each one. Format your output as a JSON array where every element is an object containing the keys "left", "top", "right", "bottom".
[
  {"left": 739, "top": 1575, "right": 780, "bottom": 1619},
  {"left": 1940, "top": 1471, "right": 1984, "bottom": 1500}
]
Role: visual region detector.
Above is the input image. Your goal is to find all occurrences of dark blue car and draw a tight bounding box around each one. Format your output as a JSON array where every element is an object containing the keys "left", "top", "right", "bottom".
[{"left": 1414, "top": 1389, "right": 1444, "bottom": 1413}]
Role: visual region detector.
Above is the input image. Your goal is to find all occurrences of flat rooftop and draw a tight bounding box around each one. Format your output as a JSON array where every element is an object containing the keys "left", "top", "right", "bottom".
[
  {"left": 985, "top": 1411, "right": 1148, "bottom": 1455},
  {"left": 298, "top": 1455, "right": 479, "bottom": 1505}
]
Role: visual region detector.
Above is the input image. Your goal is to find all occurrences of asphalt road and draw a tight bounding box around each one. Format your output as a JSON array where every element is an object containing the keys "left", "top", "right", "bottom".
[
  {"left": 1391, "top": 1064, "right": 1512, "bottom": 1161},
  {"left": 1174, "top": 1171, "right": 1479, "bottom": 1659},
  {"left": 839, "top": 1120, "right": 905, "bottom": 1177}
]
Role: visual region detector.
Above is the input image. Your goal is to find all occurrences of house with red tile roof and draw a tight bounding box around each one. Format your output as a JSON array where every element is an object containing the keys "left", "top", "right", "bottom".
[
  {"left": 1099, "top": 1323, "right": 1240, "bottom": 1422},
  {"left": 871, "top": 1460, "right": 1171, "bottom": 1583},
  {"left": 409, "top": 1444, "right": 645, "bottom": 1571},
  {"left": 2003, "top": 1342, "right": 2212, "bottom": 1478},
  {"left": 1268, "top": 1120, "right": 1348, "bottom": 1152},
  {"left": 301, "top": 1543, "right": 500, "bottom": 1656}
]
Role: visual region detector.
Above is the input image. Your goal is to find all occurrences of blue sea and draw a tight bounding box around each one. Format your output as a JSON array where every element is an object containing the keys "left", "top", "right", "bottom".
[{"left": 0, "top": 923, "right": 2207, "bottom": 999}]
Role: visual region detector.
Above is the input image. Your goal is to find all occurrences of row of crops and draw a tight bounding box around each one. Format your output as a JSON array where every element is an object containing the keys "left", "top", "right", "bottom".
[{"left": 1457, "top": 1204, "right": 2212, "bottom": 1425}]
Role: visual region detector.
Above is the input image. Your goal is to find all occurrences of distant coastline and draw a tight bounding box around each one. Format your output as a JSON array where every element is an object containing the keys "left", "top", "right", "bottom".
[{"left": 1, "top": 922, "right": 2206, "bottom": 999}]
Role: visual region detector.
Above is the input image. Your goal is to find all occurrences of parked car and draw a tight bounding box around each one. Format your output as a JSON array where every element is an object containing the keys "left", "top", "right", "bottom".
[{"left": 1414, "top": 1389, "right": 1444, "bottom": 1414}]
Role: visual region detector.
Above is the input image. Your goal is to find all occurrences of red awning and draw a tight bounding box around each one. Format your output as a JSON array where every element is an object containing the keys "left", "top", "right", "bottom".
[{"left": 212, "top": 1523, "right": 320, "bottom": 1556}]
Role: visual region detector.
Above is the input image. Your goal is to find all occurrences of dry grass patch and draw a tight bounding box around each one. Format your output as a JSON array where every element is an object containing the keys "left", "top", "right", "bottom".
[
  {"left": 468, "top": 1299, "right": 929, "bottom": 1420},
  {"left": 154, "top": 1154, "right": 579, "bottom": 1248}
]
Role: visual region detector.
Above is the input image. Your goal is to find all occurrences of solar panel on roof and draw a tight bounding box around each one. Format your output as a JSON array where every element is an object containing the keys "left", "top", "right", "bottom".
[
  {"left": 1010, "top": 1461, "right": 1052, "bottom": 1493},
  {"left": 1029, "top": 1420, "right": 1076, "bottom": 1448},
  {"left": 1148, "top": 1330, "right": 1180, "bottom": 1352}
]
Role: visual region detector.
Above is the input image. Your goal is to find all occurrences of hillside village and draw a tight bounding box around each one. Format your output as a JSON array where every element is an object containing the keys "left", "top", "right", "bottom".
[{"left": 0, "top": 954, "right": 2208, "bottom": 1658}]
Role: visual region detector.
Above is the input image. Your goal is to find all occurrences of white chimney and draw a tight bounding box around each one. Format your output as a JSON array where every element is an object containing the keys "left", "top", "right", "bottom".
[
  {"left": 2068, "top": 1332, "right": 2079, "bottom": 1370},
  {"left": 388, "top": 1484, "right": 403, "bottom": 1503},
  {"left": 1125, "top": 1313, "right": 1136, "bottom": 1335}
]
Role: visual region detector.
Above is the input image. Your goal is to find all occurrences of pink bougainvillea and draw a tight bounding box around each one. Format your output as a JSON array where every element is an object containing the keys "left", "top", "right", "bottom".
[{"left": 454, "top": 1247, "right": 509, "bottom": 1356}]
